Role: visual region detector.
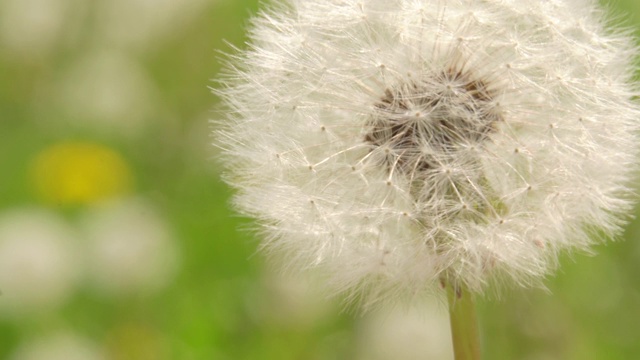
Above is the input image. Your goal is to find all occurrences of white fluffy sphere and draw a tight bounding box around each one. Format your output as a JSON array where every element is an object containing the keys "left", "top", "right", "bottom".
[
  {"left": 216, "top": 0, "right": 639, "bottom": 305},
  {"left": 0, "top": 209, "right": 80, "bottom": 315}
]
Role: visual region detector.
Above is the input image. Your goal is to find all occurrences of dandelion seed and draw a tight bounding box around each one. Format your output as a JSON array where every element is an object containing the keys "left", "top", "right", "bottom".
[{"left": 215, "top": 0, "right": 640, "bottom": 307}]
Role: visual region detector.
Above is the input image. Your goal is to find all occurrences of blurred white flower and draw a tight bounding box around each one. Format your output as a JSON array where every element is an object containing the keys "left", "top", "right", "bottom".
[
  {"left": 35, "top": 49, "right": 158, "bottom": 136},
  {"left": 96, "top": 0, "right": 210, "bottom": 51},
  {"left": 10, "top": 332, "right": 105, "bottom": 360},
  {"left": 258, "top": 271, "right": 334, "bottom": 328},
  {"left": 0, "top": 209, "right": 80, "bottom": 316},
  {"left": 216, "top": 0, "right": 640, "bottom": 305},
  {"left": 53, "top": 50, "right": 158, "bottom": 136},
  {"left": 81, "top": 198, "right": 178, "bottom": 296},
  {"left": 355, "top": 303, "right": 453, "bottom": 360},
  {"left": 0, "top": 0, "right": 72, "bottom": 56}
]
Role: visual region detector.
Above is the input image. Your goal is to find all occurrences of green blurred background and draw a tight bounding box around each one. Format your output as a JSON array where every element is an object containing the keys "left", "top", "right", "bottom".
[{"left": 1, "top": 0, "right": 640, "bottom": 359}]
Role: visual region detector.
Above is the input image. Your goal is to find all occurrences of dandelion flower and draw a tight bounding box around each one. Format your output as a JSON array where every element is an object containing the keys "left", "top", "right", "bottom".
[
  {"left": 10, "top": 332, "right": 105, "bottom": 360},
  {"left": 0, "top": 209, "right": 80, "bottom": 316},
  {"left": 81, "top": 198, "right": 179, "bottom": 296},
  {"left": 216, "top": 0, "right": 639, "bottom": 305}
]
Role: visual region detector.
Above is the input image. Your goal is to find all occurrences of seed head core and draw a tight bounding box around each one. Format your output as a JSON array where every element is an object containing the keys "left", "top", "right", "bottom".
[{"left": 365, "top": 68, "right": 502, "bottom": 175}]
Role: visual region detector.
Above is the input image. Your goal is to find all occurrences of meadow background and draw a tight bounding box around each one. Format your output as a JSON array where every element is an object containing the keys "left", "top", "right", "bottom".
[{"left": 1, "top": 0, "right": 639, "bottom": 359}]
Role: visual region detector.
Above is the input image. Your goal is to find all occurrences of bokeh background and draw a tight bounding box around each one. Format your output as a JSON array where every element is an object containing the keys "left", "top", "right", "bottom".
[{"left": 1, "top": 0, "right": 640, "bottom": 359}]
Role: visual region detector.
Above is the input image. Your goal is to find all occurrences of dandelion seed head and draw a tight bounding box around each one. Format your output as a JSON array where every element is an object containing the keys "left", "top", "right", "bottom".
[{"left": 215, "top": 0, "right": 640, "bottom": 307}]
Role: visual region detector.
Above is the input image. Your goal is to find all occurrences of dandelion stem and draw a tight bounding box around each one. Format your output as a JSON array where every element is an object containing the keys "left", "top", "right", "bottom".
[{"left": 447, "top": 284, "right": 481, "bottom": 360}]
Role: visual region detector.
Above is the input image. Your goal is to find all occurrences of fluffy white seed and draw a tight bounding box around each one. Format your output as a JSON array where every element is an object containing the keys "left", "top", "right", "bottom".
[{"left": 215, "top": 0, "right": 640, "bottom": 306}]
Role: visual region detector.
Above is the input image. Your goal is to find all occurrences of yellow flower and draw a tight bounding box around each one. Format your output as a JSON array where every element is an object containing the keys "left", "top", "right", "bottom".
[{"left": 31, "top": 142, "right": 132, "bottom": 205}]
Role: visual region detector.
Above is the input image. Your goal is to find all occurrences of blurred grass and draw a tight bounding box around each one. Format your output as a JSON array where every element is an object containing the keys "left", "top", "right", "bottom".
[{"left": 1, "top": 0, "right": 640, "bottom": 359}]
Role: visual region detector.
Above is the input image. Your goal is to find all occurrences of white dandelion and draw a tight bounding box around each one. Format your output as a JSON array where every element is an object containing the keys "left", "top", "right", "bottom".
[
  {"left": 10, "top": 332, "right": 105, "bottom": 360},
  {"left": 215, "top": 0, "right": 639, "bottom": 306},
  {"left": 0, "top": 209, "right": 80, "bottom": 316},
  {"left": 81, "top": 198, "right": 179, "bottom": 296}
]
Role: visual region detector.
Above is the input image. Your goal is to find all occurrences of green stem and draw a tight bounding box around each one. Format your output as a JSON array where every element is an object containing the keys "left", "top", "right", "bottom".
[{"left": 447, "top": 284, "right": 481, "bottom": 360}]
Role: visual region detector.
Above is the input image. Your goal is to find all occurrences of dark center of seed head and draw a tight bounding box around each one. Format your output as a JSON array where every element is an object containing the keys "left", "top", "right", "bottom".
[{"left": 365, "top": 69, "right": 501, "bottom": 174}]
